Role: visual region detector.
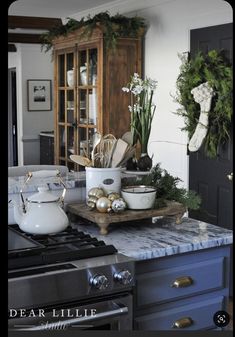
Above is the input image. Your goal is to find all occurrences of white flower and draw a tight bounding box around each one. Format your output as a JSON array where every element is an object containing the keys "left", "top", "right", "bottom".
[
  {"left": 128, "top": 105, "right": 133, "bottom": 112},
  {"left": 133, "top": 103, "right": 141, "bottom": 113},
  {"left": 122, "top": 87, "right": 130, "bottom": 92},
  {"left": 131, "top": 85, "right": 143, "bottom": 95},
  {"left": 148, "top": 79, "right": 158, "bottom": 90}
]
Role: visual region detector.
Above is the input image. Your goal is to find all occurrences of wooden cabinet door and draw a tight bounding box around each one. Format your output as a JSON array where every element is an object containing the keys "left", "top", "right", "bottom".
[
  {"left": 76, "top": 46, "right": 99, "bottom": 171},
  {"left": 55, "top": 48, "right": 77, "bottom": 170}
]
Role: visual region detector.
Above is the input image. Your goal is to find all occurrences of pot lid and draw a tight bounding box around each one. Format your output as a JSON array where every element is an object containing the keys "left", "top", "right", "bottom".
[{"left": 27, "top": 186, "right": 59, "bottom": 203}]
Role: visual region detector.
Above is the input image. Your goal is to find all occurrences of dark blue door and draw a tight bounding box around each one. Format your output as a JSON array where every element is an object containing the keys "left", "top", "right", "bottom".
[{"left": 189, "top": 23, "right": 233, "bottom": 230}]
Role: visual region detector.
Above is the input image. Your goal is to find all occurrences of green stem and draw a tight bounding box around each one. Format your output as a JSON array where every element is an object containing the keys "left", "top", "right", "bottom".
[{"left": 141, "top": 141, "right": 148, "bottom": 154}]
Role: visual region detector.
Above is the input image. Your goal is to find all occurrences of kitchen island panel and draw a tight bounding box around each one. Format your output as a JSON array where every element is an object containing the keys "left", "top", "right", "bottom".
[
  {"left": 134, "top": 245, "right": 231, "bottom": 330},
  {"left": 134, "top": 295, "right": 224, "bottom": 330},
  {"left": 136, "top": 256, "right": 224, "bottom": 307},
  {"left": 71, "top": 216, "right": 232, "bottom": 331}
]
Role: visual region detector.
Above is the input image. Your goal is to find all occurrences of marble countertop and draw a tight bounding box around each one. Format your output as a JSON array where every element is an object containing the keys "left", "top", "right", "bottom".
[
  {"left": 8, "top": 171, "right": 135, "bottom": 194},
  {"left": 71, "top": 217, "right": 233, "bottom": 261},
  {"left": 8, "top": 172, "right": 86, "bottom": 194}
]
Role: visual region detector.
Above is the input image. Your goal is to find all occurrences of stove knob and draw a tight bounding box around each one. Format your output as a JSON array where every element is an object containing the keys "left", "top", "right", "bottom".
[
  {"left": 89, "top": 274, "right": 109, "bottom": 290},
  {"left": 114, "top": 270, "right": 133, "bottom": 285}
]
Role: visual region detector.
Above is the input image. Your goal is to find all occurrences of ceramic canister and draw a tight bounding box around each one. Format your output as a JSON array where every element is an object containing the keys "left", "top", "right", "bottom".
[{"left": 85, "top": 167, "right": 121, "bottom": 200}]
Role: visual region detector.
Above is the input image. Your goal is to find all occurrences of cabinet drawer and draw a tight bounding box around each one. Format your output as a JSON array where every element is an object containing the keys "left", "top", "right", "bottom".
[
  {"left": 136, "top": 257, "right": 224, "bottom": 307},
  {"left": 135, "top": 296, "right": 224, "bottom": 330}
]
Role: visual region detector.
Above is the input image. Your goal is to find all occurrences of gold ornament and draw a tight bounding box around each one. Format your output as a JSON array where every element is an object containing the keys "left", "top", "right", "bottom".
[
  {"left": 107, "top": 192, "right": 120, "bottom": 202},
  {"left": 96, "top": 197, "right": 112, "bottom": 213},
  {"left": 87, "top": 201, "right": 96, "bottom": 210},
  {"left": 88, "top": 187, "right": 105, "bottom": 199},
  {"left": 86, "top": 196, "right": 98, "bottom": 210}
]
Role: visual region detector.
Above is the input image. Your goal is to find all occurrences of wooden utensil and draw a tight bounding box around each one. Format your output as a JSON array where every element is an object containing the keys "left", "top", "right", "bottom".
[
  {"left": 117, "top": 145, "right": 136, "bottom": 167},
  {"left": 121, "top": 131, "right": 133, "bottom": 145},
  {"left": 70, "top": 155, "right": 92, "bottom": 167},
  {"left": 111, "top": 139, "right": 129, "bottom": 168}
]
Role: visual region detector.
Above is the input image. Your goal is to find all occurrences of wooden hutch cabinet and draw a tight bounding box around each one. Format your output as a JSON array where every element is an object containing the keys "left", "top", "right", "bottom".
[{"left": 52, "top": 27, "right": 144, "bottom": 170}]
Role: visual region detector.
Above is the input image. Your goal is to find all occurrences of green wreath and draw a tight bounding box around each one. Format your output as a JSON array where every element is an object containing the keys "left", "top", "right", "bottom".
[{"left": 175, "top": 50, "right": 233, "bottom": 158}]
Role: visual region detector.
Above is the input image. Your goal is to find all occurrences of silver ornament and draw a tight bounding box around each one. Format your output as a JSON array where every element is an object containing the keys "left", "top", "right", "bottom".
[
  {"left": 96, "top": 197, "right": 112, "bottom": 213},
  {"left": 111, "top": 198, "right": 127, "bottom": 212}
]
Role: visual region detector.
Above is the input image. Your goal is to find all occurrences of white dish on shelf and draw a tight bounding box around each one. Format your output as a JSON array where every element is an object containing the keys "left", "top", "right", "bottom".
[{"left": 79, "top": 118, "right": 95, "bottom": 124}]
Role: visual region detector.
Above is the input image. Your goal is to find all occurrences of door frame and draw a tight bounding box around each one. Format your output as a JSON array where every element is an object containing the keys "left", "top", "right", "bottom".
[{"left": 8, "top": 67, "right": 18, "bottom": 166}]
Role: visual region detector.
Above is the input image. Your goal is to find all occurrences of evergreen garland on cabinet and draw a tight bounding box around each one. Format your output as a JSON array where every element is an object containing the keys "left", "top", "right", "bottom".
[{"left": 40, "top": 11, "right": 146, "bottom": 53}]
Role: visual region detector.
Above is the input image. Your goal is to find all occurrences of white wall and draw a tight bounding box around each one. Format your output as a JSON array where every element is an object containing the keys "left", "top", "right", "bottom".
[
  {"left": 8, "top": 0, "right": 232, "bottom": 179},
  {"left": 68, "top": 0, "right": 232, "bottom": 188},
  {"left": 129, "top": 0, "right": 232, "bottom": 188},
  {"left": 8, "top": 44, "right": 54, "bottom": 165}
]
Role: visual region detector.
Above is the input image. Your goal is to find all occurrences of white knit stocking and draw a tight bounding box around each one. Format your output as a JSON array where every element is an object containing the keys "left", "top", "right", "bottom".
[
  {"left": 188, "top": 111, "right": 209, "bottom": 152},
  {"left": 188, "top": 82, "right": 214, "bottom": 152}
]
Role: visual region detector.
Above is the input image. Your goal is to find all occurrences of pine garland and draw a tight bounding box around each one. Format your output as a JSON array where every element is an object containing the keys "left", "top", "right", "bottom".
[
  {"left": 123, "top": 163, "right": 201, "bottom": 210},
  {"left": 40, "top": 11, "right": 146, "bottom": 53},
  {"left": 175, "top": 50, "right": 233, "bottom": 157}
]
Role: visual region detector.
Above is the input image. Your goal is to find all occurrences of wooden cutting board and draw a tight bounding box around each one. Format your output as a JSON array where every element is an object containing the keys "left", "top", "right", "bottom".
[{"left": 67, "top": 201, "right": 186, "bottom": 235}]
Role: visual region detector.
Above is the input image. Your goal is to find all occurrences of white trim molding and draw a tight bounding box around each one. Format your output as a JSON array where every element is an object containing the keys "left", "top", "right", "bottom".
[{"left": 62, "top": 0, "right": 172, "bottom": 23}]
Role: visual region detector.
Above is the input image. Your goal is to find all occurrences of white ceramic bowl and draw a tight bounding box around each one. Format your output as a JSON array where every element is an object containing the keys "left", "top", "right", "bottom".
[{"left": 121, "top": 185, "right": 157, "bottom": 210}]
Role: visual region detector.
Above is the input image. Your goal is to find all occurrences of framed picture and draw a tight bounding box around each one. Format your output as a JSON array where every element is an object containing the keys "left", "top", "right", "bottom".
[{"left": 27, "top": 79, "right": 52, "bottom": 111}]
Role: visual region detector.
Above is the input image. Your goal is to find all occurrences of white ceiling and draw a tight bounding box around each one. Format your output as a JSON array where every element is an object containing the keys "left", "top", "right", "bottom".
[
  {"left": 9, "top": 0, "right": 168, "bottom": 20},
  {"left": 9, "top": 0, "right": 119, "bottom": 18}
]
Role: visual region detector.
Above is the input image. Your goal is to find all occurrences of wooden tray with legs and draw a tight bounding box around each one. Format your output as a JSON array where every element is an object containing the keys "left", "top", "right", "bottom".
[{"left": 67, "top": 201, "right": 186, "bottom": 235}]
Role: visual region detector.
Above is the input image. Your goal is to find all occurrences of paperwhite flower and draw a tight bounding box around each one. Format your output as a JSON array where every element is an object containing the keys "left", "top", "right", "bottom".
[
  {"left": 122, "top": 87, "right": 130, "bottom": 92},
  {"left": 128, "top": 105, "right": 133, "bottom": 112},
  {"left": 148, "top": 79, "right": 158, "bottom": 90},
  {"left": 132, "top": 104, "right": 140, "bottom": 113},
  {"left": 131, "top": 85, "right": 143, "bottom": 95}
]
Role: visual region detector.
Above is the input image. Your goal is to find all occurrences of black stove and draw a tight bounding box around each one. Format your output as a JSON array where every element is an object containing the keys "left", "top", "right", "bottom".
[{"left": 8, "top": 224, "right": 117, "bottom": 270}]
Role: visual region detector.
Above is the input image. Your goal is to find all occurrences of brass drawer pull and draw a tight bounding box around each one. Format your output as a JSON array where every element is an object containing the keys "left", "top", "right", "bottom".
[
  {"left": 171, "top": 276, "right": 193, "bottom": 288},
  {"left": 172, "top": 317, "right": 193, "bottom": 328}
]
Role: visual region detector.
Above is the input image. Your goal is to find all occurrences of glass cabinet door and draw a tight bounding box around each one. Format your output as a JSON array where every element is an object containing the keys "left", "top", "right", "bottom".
[
  {"left": 56, "top": 46, "right": 98, "bottom": 171},
  {"left": 76, "top": 47, "right": 98, "bottom": 171},
  {"left": 57, "top": 50, "right": 76, "bottom": 170}
]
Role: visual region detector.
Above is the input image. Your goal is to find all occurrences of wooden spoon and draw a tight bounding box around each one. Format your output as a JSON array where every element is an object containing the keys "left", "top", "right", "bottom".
[{"left": 70, "top": 155, "right": 92, "bottom": 167}]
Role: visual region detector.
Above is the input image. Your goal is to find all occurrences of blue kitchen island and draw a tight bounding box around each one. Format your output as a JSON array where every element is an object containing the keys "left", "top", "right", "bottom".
[{"left": 71, "top": 216, "right": 233, "bottom": 330}]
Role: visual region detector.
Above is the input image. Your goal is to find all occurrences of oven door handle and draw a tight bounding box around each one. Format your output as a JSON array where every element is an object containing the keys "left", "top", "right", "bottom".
[{"left": 13, "top": 302, "right": 128, "bottom": 330}]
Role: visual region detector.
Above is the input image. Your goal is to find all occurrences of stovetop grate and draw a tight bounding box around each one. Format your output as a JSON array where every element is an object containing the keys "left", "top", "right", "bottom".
[{"left": 8, "top": 225, "right": 117, "bottom": 270}]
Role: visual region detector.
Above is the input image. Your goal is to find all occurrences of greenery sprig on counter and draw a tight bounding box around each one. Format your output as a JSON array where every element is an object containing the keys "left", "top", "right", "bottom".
[
  {"left": 123, "top": 164, "right": 201, "bottom": 210},
  {"left": 174, "top": 50, "right": 233, "bottom": 158},
  {"left": 40, "top": 11, "right": 146, "bottom": 53}
]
